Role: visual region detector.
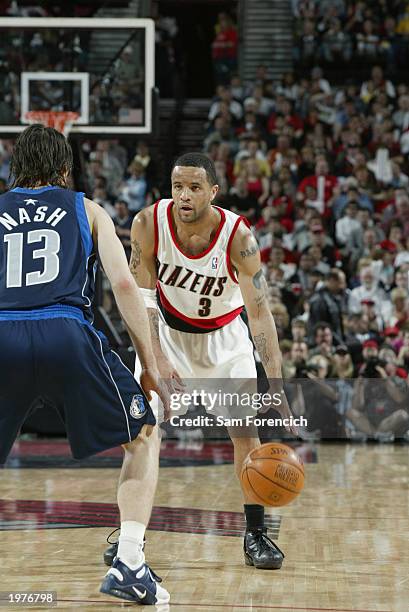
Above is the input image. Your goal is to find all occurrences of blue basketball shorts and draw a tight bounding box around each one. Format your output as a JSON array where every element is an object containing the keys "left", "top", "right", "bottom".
[{"left": 0, "top": 307, "right": 156, "bottom": 464}]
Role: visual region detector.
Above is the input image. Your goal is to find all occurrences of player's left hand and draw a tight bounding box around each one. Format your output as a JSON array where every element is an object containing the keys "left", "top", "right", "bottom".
[
  {"left": 258, "top": 387, "right": 298, "bottom": 436},
  {"left": 140, "top": 367, "right": 171, "bottom": 421},
  {"left": 274, "top": 392, "right": 299, "bottom": 436},
  {"left": 156, "top": 354, "right": 185, "bottom": 394}
]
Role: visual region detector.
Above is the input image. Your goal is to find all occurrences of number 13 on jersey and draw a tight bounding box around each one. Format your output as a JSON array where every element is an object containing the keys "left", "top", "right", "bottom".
[{"left": 4, "top": 229, "right": 61, "bottom": 288}]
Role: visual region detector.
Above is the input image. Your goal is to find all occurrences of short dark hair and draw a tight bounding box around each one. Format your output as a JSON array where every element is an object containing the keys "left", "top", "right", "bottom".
[
  {"left": 292, "top": 319, "right": 306, "bottom": 328},
  {"left": 172, "top": 152, "right": 217, "bottom": 186},
  {"left": 327, "top": 270, "right": 342, "bottom": 282},
  {"left": 10, "top": 124, "right": 73, "bottom": 189},
  {"left": 314, "top": 322, "right": 331, "bottom": 335}
]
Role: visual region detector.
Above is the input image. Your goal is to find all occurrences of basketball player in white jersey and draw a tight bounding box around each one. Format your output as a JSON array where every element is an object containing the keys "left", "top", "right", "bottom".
[{"left": 104, "top": 152, "right": 297, "bottom": 571}]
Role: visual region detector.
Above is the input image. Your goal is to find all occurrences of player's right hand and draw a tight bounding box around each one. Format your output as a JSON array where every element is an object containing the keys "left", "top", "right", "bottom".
[
  {"left": 140, "top": 367, "right": 171, "bottom": 421},
  {"left": 156, "top": 355, "right": 185, "bottom": 394}
]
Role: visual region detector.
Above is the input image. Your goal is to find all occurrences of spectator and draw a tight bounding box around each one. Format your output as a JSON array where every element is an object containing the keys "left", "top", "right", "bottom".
[
  {"left": 113, "top": 199, "right": 132, "bottom": 260},
  {"left": 288, "top": 252, "right": 316, "bottom": 291},
  {"left": 208, "top": 85, "right": 243, "bottom": 122},
  {"left": 389, "top": 288, "right": 409, "bottom": 328},
  {"left": 297, "top": 157, "right": 338, "bottom": 217},
  {"left": 295, "top": 20, "right": 319, "bottom": 66},
  {"left": 332, "top": 184, "right": 374, "bottom": 220},
  {"left": 211, "top": 13, "right": 238, "bottom": 85},
  {"left": 308, "top": 270, "right": 345, "bottom": 342},
  {"left": 237, "top": 158, "right": 270, "bottom": 206},
  {"left": 310, "top": 322, "right": 336, "bottom": 357},
  {"left": 335, "top": 201, "right": 361, "bottom": 246},
  {"left": 349, "top": 266, "right": 388, "bottom": 318},
  {"left": 360, "top": 65, "right": 396, "bottom": 102},
  {"left": 322, "top": 18, "right": 352, "bottom": 63},
  {"left": 333, "top": 344, "right": 355, "bottom": 378},
  {"left": 349, "top": 367, "right": 408, "bottom": 441},
  {"left": 119, "top": 160, "right": 147, "bottom": 215},
  {"left": 224, "top": 176, "right": 259, "bottom": 222},
  {"left": 356, "top": 19, "right": 381, "bottom": 60},
  {"left": 133, "top": 141, "right": 157, "bottom": 192},
  {"left": 92, "top": 186, "right": 115, "bottom": 217},
  {"left": 291, "top": 318, "right": 308, "bottom": 342}
]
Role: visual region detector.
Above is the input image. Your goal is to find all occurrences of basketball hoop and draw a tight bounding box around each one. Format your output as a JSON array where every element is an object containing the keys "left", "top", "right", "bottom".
[{"left": 24, "top": 111, "right": 80, "bottom": 137}]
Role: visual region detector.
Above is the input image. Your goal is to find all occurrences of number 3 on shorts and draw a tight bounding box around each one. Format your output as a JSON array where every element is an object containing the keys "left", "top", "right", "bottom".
[{"left": 198, "top": 297, "right": 211, "bottom": 317}]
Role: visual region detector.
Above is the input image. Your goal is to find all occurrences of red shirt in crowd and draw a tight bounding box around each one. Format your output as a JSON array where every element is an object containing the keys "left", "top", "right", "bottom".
[
  {"left": 212, "top": 28, "right": 238, "bottom": 60},
  {"left": 267, "top": 113, "right": 304, "bottom": 134},
  {"left": 298, "top": 174, "right": 338, "bottom": 217}
]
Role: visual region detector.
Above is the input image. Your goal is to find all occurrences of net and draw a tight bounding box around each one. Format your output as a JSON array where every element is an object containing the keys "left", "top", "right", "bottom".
[{"left": 24, "top": 111, "right": 80, "bottom": 136}]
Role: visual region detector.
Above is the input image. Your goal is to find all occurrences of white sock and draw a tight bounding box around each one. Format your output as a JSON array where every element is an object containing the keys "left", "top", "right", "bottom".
[{"left": 117, "top": 521, "right": 146, "bottom": 569}]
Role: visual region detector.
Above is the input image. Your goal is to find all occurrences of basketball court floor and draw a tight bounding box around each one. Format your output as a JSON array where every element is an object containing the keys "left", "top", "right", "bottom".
[{"left": 2, "top": 440, "right": 407, "bottom": 611}]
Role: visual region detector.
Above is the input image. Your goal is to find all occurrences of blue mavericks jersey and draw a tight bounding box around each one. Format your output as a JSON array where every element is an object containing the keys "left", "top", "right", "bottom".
[{"left": 0, "top": 186, "right": 96, "bottom": 319}]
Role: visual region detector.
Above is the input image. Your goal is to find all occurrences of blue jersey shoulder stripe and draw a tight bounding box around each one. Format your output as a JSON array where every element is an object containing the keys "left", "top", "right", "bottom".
[{"left": 75, "top": 192, "right": 93, "bottom": 258}]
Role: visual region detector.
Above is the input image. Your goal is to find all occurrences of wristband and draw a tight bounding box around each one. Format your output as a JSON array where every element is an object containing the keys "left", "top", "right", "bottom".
[{"left": 140, "top": 287, "right": 157, "bottom": 309}]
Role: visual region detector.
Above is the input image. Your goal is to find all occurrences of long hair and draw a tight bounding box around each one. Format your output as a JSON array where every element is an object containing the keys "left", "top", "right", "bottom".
[{"left": 9, "top": 124, "right": 73, "bottom": 189}]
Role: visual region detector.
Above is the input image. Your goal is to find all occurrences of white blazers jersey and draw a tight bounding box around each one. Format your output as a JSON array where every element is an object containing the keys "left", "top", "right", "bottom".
[{"left": 154, "top": 199, "right": 247, "bottom": 333}]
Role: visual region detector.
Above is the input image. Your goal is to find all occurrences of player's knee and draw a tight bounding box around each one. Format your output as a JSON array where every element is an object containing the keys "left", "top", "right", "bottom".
[
  {"left": 122, "top": 425, "right": 161, "bottom": 453},
  {"left": 394, "top": 409, "right": 409, "bottom": 423},
  {"left": 346, "top": 408, "right": 360, "bottom": 421}
]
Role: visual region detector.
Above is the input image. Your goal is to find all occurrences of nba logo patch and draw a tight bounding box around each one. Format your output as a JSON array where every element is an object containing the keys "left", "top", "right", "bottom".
[
  {"left": 211, "top": 256, "right": 218, "bottom": 270},
  {"left": 129, "top": 394, "right": 147, "bottom": 419}
]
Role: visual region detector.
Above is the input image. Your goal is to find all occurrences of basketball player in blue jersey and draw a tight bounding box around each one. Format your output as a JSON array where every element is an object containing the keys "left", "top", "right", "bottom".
[
  {"left": 0, "top": 125, "right": 171, "bottom": 605},
  {"left": 104, "top": 152, "right": 297, "bottom": 573}
]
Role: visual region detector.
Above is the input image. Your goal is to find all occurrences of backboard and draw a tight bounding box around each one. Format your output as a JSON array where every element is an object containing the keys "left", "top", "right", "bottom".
[{"left": 0, "top": 17, "right": 155, "bottom": 135}]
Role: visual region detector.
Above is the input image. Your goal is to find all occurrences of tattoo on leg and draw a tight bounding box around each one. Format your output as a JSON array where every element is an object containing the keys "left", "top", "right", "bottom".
[
  {"left": 252, "top": 269, "right": 264, "bottom": 290},
  {"left": 129, "top": 240, "right": 142, "bottom": 276},
  {"left": 253, "top": 332, "right": 270, "bottom": 365}
]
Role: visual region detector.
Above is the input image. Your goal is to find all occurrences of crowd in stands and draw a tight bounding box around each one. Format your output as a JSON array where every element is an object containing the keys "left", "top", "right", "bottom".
[
  {"left": 83, "top": 138, "right": 159, "bottom": 257},
  {"left": 0, "top": 26, "right": 144, "bottom": 127},
  {"left": 293, "top": 0, "right": 409, "bottom": 77},
  {"left": 211, "top": 12, "right": 238, "bottom": 86},
  {"left": 202, "top": 62, "right": 409, "bottom": 441},
  {"left": 1, "top": 5, "right": 408, "bottom": 441}
]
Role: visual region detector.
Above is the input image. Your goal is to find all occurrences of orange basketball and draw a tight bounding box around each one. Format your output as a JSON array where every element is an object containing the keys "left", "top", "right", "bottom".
[{"left": 240, "top": 443, "right": 305, "bottom": 507}]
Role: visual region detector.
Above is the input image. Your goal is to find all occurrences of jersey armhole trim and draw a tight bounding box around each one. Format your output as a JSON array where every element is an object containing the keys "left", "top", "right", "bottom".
[
  {"left": 153, "top": 199, "right": 160, "bottom": 257},
  {"left": 75, "top": 192, "right": 93, "bottom": 257},
  {"left": 226, "top": 216, "right": 248, "bottom": 284}
]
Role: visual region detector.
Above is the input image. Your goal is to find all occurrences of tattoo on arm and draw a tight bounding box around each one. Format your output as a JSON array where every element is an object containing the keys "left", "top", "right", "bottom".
[
  {"left": 252, "top": 269, "right": 264, "bottom": 290},
  {"left": 129, "top": 240, "right": 142, "bottom": 277},
  {"left": 240, "top": 245, "right": 258, "bottom": 258},
  {"left": 253, "top": 332, "right": 270, "bottom": 365},
  {"left": 251, "top": 270, "right": 269, "bottom": 318},
  {"left": 254, "top": 293, "right": 265, "bottom": 319},
  {"left": 148, "top": 309, "right": 160, "bottom": 341}
]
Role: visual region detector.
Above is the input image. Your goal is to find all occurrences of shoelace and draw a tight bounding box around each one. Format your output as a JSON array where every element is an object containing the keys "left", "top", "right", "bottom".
[
  {"left": 253, "top": 528, "right": 285, "bottom": 558},
  {"left": 106, "top": 529, "right": 147, "bottom": 550},
  {"left": 106, "top": 527, "right": 120, "bottom": 545},
  {"left": 148, "top": 566, "right": 163, "bottom": 583}
]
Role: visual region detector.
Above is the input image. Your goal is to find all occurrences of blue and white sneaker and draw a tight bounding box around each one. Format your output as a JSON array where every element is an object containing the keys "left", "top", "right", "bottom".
[{"left": 100, "top": 557, "right": 170, "bottom": 605}]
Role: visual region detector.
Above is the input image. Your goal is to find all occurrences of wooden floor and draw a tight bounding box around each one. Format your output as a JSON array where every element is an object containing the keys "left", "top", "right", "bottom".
[{"left": 1, "top": 442, "right": 408, "bottom": 612}]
